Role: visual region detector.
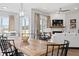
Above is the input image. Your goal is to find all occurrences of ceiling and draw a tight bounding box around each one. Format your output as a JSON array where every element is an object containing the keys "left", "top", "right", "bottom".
[{"left": 0, "top": 3, "right": 79, "bottom": 14}]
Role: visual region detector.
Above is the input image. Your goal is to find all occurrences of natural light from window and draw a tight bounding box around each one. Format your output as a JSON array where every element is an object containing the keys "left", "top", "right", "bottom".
[
  {"left": 0, "top": 16, "right": 9, "bottom": 33},
  {"left": 21, "top": 16, "right": 29, "bottom": 37}
]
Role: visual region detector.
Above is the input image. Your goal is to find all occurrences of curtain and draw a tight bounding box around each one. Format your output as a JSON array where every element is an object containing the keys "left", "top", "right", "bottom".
[
  {"left": 34, "top": 13, "right": 40, "bottom": 39},
  {"left": 9, "top": 15, "right": 15, "bottom": 31},
  {"left": 47, "top": 16, "right": 51, "bottom": 28}
]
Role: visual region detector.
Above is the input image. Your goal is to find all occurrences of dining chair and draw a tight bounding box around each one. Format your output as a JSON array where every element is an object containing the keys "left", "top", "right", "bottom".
[
  {"left": 0, "top": 36, "right": 24, "bottom": 56},
  {"left": 46, "top": 40, "right": 69, "bottom": 56},
  {"left": 0, "top": 35, "right": 9, "bottom": 47}
]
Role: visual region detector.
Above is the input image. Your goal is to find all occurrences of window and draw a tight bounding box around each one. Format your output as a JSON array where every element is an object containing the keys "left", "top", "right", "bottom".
[
  {"left": 40, "top": 15, "right": 47, "bottom": 32},
  {"left": 20, "top": 16, "right": 29, "bottom": 37},
  {"left": 2, "top": 16, "right": 9, "bottom": 32},
  {"left": 0, "top": 16, "right": 9, "bottom": 33}
]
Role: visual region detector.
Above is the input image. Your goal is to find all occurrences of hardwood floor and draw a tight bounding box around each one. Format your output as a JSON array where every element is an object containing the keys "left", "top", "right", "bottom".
[
  {"left": 0, "top": 48, "right": 79, "bottom": 56},
  {"left": 67, "top": 49, "right": 79, "bottom": 56}
]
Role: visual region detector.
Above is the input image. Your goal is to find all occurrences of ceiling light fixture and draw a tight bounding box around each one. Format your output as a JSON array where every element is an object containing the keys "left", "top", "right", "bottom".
[
  {"left": 74, "top": 8, "right": 78, "bottom": 10},
  {"left": 2, "top": 6, "right": 7, "bottom": 9},
  {"left": 43, "top": 8, "right": 47, "bottom": 10}
]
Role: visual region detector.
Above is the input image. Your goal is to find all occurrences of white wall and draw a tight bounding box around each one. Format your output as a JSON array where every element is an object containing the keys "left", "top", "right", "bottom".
[
  {"left": 66, "top": 11, "right": 79, "bottom": 33},
  {"left": 50, "top": 11, "right": 79, "bottom": 33},
  {"left": 50, "top": 10, "right": 79, "bottom": 47}
]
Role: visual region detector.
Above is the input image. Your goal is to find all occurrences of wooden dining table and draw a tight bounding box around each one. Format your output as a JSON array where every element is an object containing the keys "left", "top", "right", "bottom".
[{"left": 14, "top": 38, "right": 56, "bottom": 56}]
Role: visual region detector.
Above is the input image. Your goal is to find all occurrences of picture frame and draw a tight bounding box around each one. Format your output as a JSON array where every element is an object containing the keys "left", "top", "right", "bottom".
[
  {"left": 70, "top": 24, "right": 76, "bottom": 29},
  {"left": 70, "top": 19, "right": 76, "bottom": 23},
  {"left": 70, "top": 19, "right": 76, "bottom": 29}
]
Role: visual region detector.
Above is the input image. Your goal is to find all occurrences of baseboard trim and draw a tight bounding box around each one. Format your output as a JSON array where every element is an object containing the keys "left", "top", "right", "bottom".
[{"left": 68, "top": 47, "right": 79, "bottom": 49}]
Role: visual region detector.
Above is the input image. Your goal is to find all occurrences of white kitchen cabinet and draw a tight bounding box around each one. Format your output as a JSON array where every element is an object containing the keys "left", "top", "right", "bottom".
[{"left": 53, "top": 33, "right": 79, "bottom": 47}]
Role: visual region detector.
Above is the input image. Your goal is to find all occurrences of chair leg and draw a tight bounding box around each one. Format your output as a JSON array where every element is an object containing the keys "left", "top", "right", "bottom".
[{"left": 15, "top": 48, "right": 19, "bottom": 56}]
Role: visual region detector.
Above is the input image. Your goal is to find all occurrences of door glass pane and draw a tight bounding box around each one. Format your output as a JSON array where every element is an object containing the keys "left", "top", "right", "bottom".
[
  {"left": 40, "top": 15, "right": 47, "bottom": 32},
  {"left": 21, "top": 16, "right": 29, "bottom": 37}
]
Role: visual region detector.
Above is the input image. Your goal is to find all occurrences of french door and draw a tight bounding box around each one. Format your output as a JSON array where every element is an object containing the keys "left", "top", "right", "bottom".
[{"left": 20, "top": 16, "right": 29, "bottom": 38}]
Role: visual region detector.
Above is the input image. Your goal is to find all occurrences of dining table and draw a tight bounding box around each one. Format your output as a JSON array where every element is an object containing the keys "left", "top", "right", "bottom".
[{"left": 14, "top": 38, "right": 57, "bottom": 56}]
